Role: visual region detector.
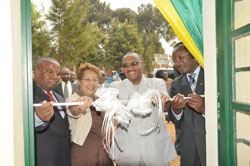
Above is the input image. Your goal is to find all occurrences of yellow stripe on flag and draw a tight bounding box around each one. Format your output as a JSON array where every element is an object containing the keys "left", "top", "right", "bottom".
[{"left": 154, "top": 0, "right": 204, "bottom": 68}]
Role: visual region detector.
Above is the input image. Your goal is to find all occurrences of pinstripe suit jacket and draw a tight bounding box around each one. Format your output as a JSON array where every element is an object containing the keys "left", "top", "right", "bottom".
[{"left": 168, "top": 68, "right": 206, "bottom": 166}]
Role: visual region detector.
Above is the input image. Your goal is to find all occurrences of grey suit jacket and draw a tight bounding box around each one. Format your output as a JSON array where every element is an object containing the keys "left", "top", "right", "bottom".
[
  {"left": 168, "top": 68, "right": 206, "bottom": 166},
  {"left": 110, "top": 77, "right": 177, "bottom": 166}
]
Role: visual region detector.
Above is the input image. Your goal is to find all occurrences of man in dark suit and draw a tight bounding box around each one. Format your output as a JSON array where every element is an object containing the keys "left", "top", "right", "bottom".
[
  {"left": 168, "top": 42, "right": 206, "bottom": 166},
  {"left": 33, "top": 57, "right": 71, "bottom": 166},
  {"left": 54, "top": 67, "right": 77, "bottom": 99}
]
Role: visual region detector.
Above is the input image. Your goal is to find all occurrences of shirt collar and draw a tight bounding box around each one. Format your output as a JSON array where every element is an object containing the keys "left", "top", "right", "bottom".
[{"left": 186, "top": 66, "right": 200, "bottom": 82}]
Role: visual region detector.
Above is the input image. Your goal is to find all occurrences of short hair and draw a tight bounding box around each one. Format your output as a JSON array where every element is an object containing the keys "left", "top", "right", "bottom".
[
  {"left": 173, "top": 42, "right": 188, "bottom": 52},
  {"left": 35, "top": 57, "right": 60, "bottom": 69},
  {"left": 172, "top": 42, "right": 195, "bottom": 59},
  {"left": 77, "top": 63, "right": 100, "bottom": 80},
  {"left": 61, "top": 67, "right": 70, "bottom": 73},
  {"left": 70, "top": 71, "right": 75, "bottom": 76},
  {"left": 122, "top": 52, "right": 142, "bottom": 63}
]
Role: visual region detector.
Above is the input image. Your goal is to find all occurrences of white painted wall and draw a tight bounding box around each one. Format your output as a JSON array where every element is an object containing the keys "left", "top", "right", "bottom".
[
  {"left": 203, "top": 0, "right": 218, "bottom": 166},
  {"left": 0, "top": 0, "right": 24, "bottom": 165}
]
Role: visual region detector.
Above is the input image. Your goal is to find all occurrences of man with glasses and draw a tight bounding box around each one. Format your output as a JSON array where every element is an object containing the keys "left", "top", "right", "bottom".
[
  {"left": 168, "top": 42, "right": 206, "bottom": 166},
  {"left": 109, "top": 52, "right": 177, "bottom": 166}
]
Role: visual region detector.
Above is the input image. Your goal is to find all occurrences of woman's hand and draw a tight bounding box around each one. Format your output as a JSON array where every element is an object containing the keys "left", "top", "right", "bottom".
[{"left": 69, "top": 96, "right": 93, "bottom": 116}]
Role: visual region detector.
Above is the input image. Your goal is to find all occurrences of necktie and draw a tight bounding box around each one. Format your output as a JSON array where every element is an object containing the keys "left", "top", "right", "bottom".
[
  {"left": 64, "top": 82, "right": 69, "bottom": 99},
  {"left": 188, "top": 74, "right": 196, "bottom": 92},
  {"left": 46, "top": 92, "right": 58, "bottom": 110},
  {"left": 46, "top": 92, "right": 55, "bottom": 102}
]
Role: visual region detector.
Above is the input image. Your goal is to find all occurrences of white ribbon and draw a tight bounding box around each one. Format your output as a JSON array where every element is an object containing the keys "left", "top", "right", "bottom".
[
  {"left": 93, "top": 88, "right": 132, "bottom": 159},
  {"left": 93, "top": 88, "right": 164, "bottom": 158}
]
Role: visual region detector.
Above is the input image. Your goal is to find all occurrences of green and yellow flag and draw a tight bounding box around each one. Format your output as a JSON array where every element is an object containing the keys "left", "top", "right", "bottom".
[{"left": 154, "top": 0, "right": 204, "bottom": 68}]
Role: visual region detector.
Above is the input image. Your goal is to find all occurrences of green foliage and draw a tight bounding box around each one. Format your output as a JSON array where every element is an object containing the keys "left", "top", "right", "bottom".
[
  {"left": 46, "top": 0, "right": 104, "bottom": 67},
  {"left": 31, "top": 3, "right": 51, "bottom": 65},
  {"left": 105, "top": 19, "right": 144, "bottom": 70},
  {"left": 31, "top": 1, "right": 176, "bottom": 72},
  {"left": 88, "top": 0, "right": 113, "bottom": 31},
  {"left": 112, "top": 8, "right": 137, "bottom": 24},
  {"left": 137, "top": 4, "right": 176, "bottom": 42}
]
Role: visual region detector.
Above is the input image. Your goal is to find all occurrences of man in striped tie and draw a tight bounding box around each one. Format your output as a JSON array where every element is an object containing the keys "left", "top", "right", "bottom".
[{"left": 168, "top": 42, "right": 206, "bottom": 166}]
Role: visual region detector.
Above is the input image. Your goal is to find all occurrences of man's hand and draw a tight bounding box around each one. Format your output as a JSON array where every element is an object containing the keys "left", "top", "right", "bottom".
[
  {"left": 187, "top": 93, "right": 205, "bottom": 114},
  {"left": 171, "top": 93, "right": 186, "bottom": 115},
  {"left": 152, "top": 93, "right": 170, "bottom": 104},
  {"left": 35, "top": 100, "right": 55, "bottom": 121},
  {"left": 152, "top": 93, "right": 171, "bottom": 111},
  {"left": 68, "top": 96, "right": 93, "bottom": 116}
]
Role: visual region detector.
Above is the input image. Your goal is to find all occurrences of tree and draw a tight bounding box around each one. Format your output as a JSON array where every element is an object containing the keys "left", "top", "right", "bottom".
[
  {"left": 136, "top": 4, "right": 176, "bottom": 72},
  {"left": 31, "top": 3, "right": 51, "bottom": 65},
  {"left": 46, "top": 0, "right": 69, "bottom": 64},
  {"left": 112, "top": 8, "right": 137, "bottom": 24},
  {"left": 137, "top": 4, "right": 176, "bottom": 43},
  {"left": 87, "top": 0, "right": 113, "bottom": 31},
  {"left": 105, "top": 19, "right": 144, "bottom": 70},
  {"left": 47, "top": 0, "right": 104, "bottom": 67}
]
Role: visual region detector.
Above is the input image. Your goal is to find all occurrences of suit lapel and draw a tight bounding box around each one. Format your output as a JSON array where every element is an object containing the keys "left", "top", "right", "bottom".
[
  {"left": 195, "top": 68, "right": 204, "bottom": 95},
  {"left": 179, "top": 75, "right": 192, "bottom": 96},
  {"left": 33, "top": 81, "right": 51, "bottom": 102}
]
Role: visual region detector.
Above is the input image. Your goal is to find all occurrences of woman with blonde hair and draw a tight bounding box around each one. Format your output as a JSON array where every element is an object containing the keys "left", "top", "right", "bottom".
[{"left": 66, "top": 63, "right": 113, "bottom": 166}]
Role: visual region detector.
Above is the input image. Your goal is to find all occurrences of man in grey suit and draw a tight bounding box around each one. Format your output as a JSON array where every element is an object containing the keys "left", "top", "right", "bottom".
[
  {"left": 54, "top": 67, "right": 77, "bottom": 99},
  {"left": 168, "top": 42, "right": 206, "bottom": 166},
  {"left": 110, "top": 52, "right": 177, "bottom": 166}
]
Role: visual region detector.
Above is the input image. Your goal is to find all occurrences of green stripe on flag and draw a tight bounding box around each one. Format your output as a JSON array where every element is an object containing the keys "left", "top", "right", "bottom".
[{"left": 171, "top": 0, "right": 203, "bottom": 55}]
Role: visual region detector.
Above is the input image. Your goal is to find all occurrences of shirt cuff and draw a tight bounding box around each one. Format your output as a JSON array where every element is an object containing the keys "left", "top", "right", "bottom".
[
  {"left": 171, "top": 107, "right": 183, "bottom": 120},
  {"left": 34, "top": 112, "right": 46, "bottom": 127}
]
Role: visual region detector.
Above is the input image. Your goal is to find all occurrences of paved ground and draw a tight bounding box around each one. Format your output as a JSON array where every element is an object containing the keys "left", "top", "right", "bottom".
[{"left": 165, "top": 120, "right": 181, "bottom": 166}]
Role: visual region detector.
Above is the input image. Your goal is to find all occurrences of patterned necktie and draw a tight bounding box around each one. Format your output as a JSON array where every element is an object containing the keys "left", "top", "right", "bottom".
[
  {"left": 64, "top": 82, "right": 69, "bottom": 99},
  {"left": 188, "top": 74, "right": 196, "bottom": 92}
]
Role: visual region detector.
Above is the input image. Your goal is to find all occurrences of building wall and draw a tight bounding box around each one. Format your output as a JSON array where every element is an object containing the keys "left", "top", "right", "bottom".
[
  {"left": 203, "top": 0, "right": 218, "bottom": 166},
  {"left": 0, "top": 0, "right": 24, "bottom": 165}
]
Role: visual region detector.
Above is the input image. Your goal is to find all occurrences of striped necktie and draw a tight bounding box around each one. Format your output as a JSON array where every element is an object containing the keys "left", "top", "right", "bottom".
[{"left": 188, "top": 74, "right": 196, "bottom": 92}]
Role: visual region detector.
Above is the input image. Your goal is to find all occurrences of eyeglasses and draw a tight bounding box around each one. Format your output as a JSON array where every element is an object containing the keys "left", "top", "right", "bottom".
[
  {"left": 80, "top": 78, "right": 98, "bottom": 83},
  {"left": 122, "top": 61, "right": 141, "bottom": 68},
  {"left": 173, "top": 52, "right": 190, "bottom": 64}
]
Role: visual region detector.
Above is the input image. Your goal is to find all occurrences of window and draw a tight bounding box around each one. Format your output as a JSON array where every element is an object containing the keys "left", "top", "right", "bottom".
[{"left": 217, "top": 0, "right": 250, "bottom": 165}]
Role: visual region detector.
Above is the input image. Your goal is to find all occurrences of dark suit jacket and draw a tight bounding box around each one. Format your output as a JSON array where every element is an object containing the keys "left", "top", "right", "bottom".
[
  {"left": 53, "top": 82, "right": 78, "bottom": 99},
  {"left": 33, "top": 81, "right": 71, "bottom": 166},
  {"left": 168, "top": 68, "right": 206, "bottom": 166}
]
